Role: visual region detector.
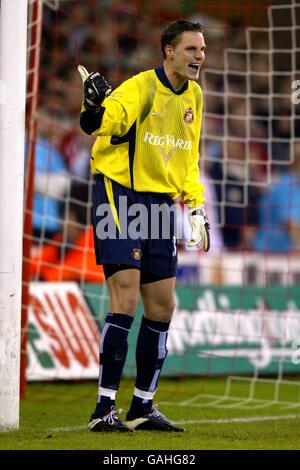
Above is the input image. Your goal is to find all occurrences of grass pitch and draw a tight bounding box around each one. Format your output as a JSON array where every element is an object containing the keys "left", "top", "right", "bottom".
[{"left": 1, "top": 377, "right": 300, "bottom": 450}]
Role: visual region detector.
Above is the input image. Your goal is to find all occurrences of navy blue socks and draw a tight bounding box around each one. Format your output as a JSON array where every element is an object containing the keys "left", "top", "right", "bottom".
[
  {"left": 94, "top": 314, "right": 170, "bottom": 419},
  {"left": 129, "top": 316, "right": 170, "bottom": 418},
  {"left": 94, "top": 313, "right": 133, "bottom": 417}
]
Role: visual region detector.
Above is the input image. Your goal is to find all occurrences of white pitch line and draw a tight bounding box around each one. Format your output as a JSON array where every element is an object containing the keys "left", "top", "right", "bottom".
[
  {"left": 50, "top": 424, "right": 87, "bottom": 433},
  {"left": 175, "top": 413, "right": 300, "bottom": 425},
  {"left": 49, "top": 413, "right": 300, "bottom": 433}
]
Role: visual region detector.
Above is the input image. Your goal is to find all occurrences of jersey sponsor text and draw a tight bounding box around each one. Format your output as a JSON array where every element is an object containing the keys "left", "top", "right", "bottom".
[{"left": 143, "top": 131, "right": 192, "bottom": 150}]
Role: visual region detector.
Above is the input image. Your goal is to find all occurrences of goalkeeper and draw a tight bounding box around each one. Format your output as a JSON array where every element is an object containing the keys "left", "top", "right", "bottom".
[{"left": 78, "top": 20, "right": 209, "bottom": 433}]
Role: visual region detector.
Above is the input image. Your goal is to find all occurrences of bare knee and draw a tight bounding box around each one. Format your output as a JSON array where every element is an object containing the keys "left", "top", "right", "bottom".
[
  {"left": 144, "top": 295, "right": 176, "bottom": 321},
  {"left": 158, "top": 297, "right": 176, "bottom": 319}
]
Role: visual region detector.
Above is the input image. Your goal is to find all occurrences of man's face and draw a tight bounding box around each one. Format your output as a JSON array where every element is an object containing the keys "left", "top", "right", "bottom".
[{"left": 166, "top": 31, "right": 206, "bottom": 81}]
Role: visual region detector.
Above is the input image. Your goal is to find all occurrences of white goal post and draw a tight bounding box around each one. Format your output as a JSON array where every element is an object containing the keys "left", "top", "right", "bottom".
[{"left": 0, "top": 0, "right": 28, "bottom": 431}]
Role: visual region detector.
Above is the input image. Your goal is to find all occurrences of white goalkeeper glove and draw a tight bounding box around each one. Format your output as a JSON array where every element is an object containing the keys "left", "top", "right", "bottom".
[
  {"left": 186, "top": 205, "right": 210, "bottom": 251},
  {"left": 77, "top": 65, "right": 112, "bottom": 109},
  {"left": 78, "top": 65, "right": 90, "bottom": 83}
]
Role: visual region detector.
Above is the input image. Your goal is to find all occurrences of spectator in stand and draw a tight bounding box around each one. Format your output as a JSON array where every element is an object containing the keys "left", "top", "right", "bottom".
[
  {"left": 31, "top": 182, "right": 105, "bottom": 282},
  {"left": 252, "top": 141, "right": 300, "bottom": 253},
  {"left": 60, "top": 128, "right": 91, "bottom": 179},
  {"left": 32, "top": 110, "right": 70, "bottom": 241},
  {"left": 209, "top": 140, "right": 260, "bottom": 249}
]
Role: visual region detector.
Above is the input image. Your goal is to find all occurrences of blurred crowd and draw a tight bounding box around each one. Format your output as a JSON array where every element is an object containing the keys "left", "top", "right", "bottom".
[{"left": 28, "top": 0, "right": 300, "bottom": 283}]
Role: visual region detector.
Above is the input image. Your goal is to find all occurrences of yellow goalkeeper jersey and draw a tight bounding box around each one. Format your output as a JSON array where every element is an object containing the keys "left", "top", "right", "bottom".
[{"left": 81, "top": 66, "right": 205, "bottom": 207}]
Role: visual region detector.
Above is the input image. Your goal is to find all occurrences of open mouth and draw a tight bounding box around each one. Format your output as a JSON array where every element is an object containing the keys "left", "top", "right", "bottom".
[{"left": 188, "top": 63, "right": 200, "bottom": 72}]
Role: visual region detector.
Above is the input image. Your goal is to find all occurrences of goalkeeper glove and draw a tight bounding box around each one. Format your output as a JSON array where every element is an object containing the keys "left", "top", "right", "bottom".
[
  {"left": 77, "top": 65, "right": 112, "bottom": 110},
  {"left": 186, "top": 205, "right": 210, "bottom": 251}
]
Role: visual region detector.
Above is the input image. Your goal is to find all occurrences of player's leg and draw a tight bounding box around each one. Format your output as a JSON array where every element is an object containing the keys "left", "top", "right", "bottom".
[
  {"left": 89, "top": 176, "right": 141, "bottom": 431},
  {"left": 129, "top": 275, "right": 176, "bottom": 414},
  {"left": 130, "top": 275, "right": 176, "bottom": 413},
  {"left": 125, "top": 192, "right": 184, "bottom": 431},
  {"left": 125, "top": 275, "right": 183, "bottom": 431},
  {"left": 106, "top": 265, "right": 140, "bottom": 314},
  {"left": 140, "top": 275, "right": 176, "bottom": 321},
  {"left": 89, "top": 266, "right": 140, "bottom": 432}
]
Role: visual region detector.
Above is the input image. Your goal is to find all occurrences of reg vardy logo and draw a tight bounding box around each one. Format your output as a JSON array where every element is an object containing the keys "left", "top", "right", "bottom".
[{"left": 143, "top": 131, "right": 192, "bottom": 150}]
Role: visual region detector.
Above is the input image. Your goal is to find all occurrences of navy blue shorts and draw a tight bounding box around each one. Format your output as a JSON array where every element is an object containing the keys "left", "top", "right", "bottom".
[{"left": 92, "top": 175, "right": 177, "bottom": 278}]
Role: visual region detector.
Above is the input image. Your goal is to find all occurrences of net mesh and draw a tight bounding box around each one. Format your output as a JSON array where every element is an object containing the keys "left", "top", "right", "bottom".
[{"left": 23, "top": 0, "right": 300, "bottom": 409}]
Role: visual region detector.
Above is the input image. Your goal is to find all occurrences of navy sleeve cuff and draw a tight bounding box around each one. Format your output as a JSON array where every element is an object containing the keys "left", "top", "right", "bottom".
[{"left": 80, "top": 106, "right": 105, "bottom": 135}]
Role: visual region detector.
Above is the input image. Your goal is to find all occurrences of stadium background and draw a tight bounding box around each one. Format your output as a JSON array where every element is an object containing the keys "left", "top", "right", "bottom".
[{"left": 3, "top": 0, "right": 300, "bottom": 450}]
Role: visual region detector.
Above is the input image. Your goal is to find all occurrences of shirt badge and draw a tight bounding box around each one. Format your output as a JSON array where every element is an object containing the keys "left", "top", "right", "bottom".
[
  {"left": 184, "top": 107, "right": 194, "bottom": 124},
  {"left": 132, "top": 248, "right": 142, "bottom": 260}
]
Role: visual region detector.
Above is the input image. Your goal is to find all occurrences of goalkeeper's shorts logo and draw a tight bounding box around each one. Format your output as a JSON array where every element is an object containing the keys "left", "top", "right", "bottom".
[
  {"left": 132, "top": 248, "right": 142, "bottom": 260},
  {"left": 184, "top": 107, "right": 194, "bottom": 124}
]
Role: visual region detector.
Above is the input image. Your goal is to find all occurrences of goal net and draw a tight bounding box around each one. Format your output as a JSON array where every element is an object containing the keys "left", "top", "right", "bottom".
[{"left": 23, "top": 0, "right": 300, "bottom": 410}]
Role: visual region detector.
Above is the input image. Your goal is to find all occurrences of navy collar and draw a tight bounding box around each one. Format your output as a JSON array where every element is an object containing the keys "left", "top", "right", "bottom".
[{"left": 155, "top": 65, "right": 188, "bottom": 95}]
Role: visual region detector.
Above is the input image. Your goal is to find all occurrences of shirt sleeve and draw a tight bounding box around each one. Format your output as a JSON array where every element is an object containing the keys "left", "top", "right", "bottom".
[
  {"left": 181, "top": 85, "right": 206, "bottom": 208},
  {"left": 80, "top": 77, "right": 140, "bottom": 138}
]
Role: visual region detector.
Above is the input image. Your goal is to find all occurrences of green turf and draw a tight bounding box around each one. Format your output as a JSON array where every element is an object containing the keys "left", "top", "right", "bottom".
[{"left": 1, "top": 378, "right": 300, "bottom": 450}]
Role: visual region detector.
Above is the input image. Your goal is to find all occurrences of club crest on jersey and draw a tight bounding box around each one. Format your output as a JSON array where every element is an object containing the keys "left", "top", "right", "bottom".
[
  {"left": 184, "top": 107, "right": 194, "bottom": 124},
  {"left": 132, "top": 248, "right": 142, "bottom": 260}
]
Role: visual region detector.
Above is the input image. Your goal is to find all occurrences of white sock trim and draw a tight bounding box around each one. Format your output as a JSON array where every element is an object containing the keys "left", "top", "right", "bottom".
[
  {"left": 98, "top": 387, "right": 117, "bottom": 400},
  {"left": 133, "top": 387, "right": 156, "bottom": 400},
  {"left": 106, "top": 322, "right": 130, "bottom": 332}
]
